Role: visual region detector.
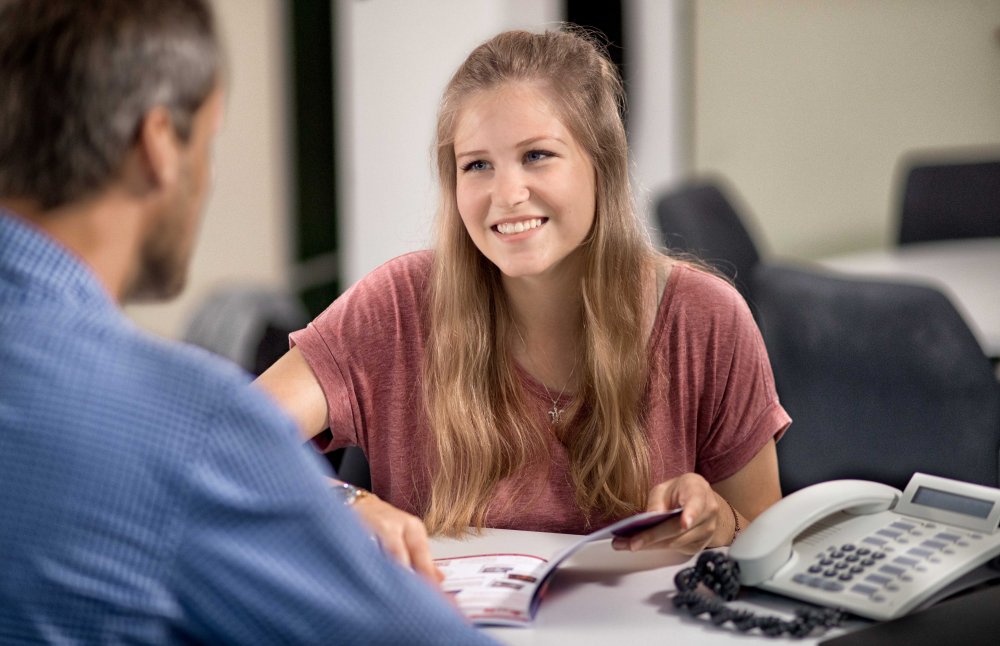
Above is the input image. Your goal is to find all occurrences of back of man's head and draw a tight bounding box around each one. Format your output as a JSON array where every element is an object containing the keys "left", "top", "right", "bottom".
[{"left": 0, "top": 0, "right": 221, "bottom": 211}]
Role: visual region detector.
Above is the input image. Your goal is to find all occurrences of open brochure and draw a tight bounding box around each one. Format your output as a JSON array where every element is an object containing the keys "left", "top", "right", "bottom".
[{"left": 433, "top": 509, "right": 682, "bottom": 627}]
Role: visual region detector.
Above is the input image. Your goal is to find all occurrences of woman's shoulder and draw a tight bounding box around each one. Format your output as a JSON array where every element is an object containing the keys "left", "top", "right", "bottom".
[
  {"left": 344, "top": 250, "right": 434, "bottom": 298},
  {"left": 310, "top": 250, "right": 434, "bottom": 329},
  {"left": 667, "top": 261, "right": 746, "bottom": 310},
  {"left": 365, "top": 250, "right": 434, "bottom": 282},
  {"left": 655, "top": 260, "right": 753, "bottom": 333}
]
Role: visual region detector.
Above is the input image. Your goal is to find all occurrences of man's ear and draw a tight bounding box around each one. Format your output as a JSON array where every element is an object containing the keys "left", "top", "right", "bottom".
[{"left": 135, "top": 106, "right": 181, "bottom": 191}]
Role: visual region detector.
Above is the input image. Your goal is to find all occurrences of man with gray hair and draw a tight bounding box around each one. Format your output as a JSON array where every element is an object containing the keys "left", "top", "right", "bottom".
[{"left": 0, "top": 1, "right": 495, "bottom": 643}]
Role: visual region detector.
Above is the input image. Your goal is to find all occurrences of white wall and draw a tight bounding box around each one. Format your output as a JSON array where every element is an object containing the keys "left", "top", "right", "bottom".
[
  {"left": 693, "top": 0, "right": 1000, "bottom": 259},
  {"left": 626, "top": 0, "right": 693, "bottom": 227},
  {"left": 126, "top": 0, "right": 292, "bottom": 338}
]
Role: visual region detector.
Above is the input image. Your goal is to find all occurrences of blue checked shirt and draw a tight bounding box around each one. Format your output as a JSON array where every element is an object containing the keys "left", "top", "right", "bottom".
[{"left": 0, "top": 211, "right": 496, "bottom": 645}]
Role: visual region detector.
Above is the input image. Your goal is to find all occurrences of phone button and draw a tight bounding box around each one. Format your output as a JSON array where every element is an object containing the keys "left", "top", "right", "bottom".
[
  {"left": 879, "top": 565, "right": 906, "bottom": 577},
  {"left": 851, "top": 583, "right": 879, "bottom": 597}
]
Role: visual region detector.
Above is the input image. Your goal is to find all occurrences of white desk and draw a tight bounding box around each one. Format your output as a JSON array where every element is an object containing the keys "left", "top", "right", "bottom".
[
  {"left": 431, "top": 529, "right": 868, "bottom": 645},
  {"left": 816, "top": 238, "right": 1000, "bottom": 358}
]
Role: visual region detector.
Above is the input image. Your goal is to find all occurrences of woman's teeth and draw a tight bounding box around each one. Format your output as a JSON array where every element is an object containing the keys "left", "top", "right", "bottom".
[{"left": 496, "top": 218, "right": 544, "bottom": 235}]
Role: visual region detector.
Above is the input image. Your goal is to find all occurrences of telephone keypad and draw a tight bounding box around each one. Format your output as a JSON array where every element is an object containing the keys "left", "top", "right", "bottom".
[{"left": 794, "top": 516, "right": 989, "bottom": 605}]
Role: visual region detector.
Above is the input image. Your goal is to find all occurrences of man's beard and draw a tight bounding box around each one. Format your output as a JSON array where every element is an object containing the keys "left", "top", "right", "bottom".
[
  {"left": 125, "top": 218, "right": 191, "bottom": 302},
  {"left": 122, "top": 169, "right": 197, "bottom": 303}
]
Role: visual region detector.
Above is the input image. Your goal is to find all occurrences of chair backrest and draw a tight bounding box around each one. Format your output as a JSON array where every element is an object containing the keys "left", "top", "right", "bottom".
[
  {"left": 655, "top": 178, "right": 763, "bottom": 303},
  {"left": 897, "top": 157, "right": 1000, "bottom": 245},
  {"left": 752, "top": 262, "right": 1000, "bottom": 495},
  {"left": 182, "top": 285, "right": 310, "bottom": 374}
]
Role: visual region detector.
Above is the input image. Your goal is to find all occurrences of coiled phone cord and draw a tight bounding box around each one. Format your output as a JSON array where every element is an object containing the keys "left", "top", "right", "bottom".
[{"left": 673, "top": 551, "right": 848, "bottom": 638}]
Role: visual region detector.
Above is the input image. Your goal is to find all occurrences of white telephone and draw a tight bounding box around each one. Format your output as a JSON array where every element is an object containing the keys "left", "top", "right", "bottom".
[{"left": 728, "top": 472, "right": 1000, "bottom": 621}]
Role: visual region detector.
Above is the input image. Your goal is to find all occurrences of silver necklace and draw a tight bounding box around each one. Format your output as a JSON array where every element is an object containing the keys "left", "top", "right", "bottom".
[{"left": 513, "top": 325, "right": 577, "bottom": 425}]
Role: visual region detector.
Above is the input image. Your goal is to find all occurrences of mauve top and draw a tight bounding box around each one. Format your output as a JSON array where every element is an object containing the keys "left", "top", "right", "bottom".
[{"left": 291, "top": 251, "right": 789, "bottom": 534}]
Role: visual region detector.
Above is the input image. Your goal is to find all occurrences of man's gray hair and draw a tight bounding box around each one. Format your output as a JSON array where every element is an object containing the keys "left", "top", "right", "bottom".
[{"left": 0, "top": 0, "right": 221, "bottom": 209}]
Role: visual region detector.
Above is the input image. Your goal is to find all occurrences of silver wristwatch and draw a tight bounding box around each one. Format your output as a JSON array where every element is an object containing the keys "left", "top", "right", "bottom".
[{"left": 330, "top": 481, "right": 371, "bottom": 506}]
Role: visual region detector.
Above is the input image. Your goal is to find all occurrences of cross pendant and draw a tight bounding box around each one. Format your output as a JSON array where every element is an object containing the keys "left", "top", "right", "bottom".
[{"left": 548, "top": 404, "right": 563, "bottom": 425}]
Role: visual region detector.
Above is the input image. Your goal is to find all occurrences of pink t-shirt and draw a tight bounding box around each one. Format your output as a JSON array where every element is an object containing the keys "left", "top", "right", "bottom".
[{"left": 291, "top": 251, "right": 789, "bottom": 534}]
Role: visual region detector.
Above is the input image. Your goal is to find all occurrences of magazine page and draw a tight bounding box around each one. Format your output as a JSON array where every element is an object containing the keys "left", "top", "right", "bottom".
[
  {"left": 435, "top": 509, "right": 682, "bottom": 626},
  {"left": 435, "top": 553, "right": 547, "bottom": 626}
]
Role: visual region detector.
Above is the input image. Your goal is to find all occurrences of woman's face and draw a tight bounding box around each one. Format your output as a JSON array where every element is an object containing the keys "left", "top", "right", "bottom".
[{"left": 453, "top": 81, "right": 596, "bottom": 282}]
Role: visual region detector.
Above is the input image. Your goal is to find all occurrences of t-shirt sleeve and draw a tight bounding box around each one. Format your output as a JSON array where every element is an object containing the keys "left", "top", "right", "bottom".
[
  {"left": 169, "top": 385, "right": 495, "bottom": 645},
  {"left": 688, "top": 271, "right": 790, "bottom": 483},
  {"left": 289, "top": 252, "right": 430, "bottom": 454}
]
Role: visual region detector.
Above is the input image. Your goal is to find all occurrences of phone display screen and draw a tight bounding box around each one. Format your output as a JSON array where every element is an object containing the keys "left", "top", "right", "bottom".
[{"left": 911, "top": 486, "right": 995, "bottom": 519}]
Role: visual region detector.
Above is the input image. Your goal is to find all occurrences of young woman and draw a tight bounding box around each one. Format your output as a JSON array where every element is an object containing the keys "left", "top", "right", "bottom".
[{"left": 256, "top": 27, "right": 788, "bottom": 583}]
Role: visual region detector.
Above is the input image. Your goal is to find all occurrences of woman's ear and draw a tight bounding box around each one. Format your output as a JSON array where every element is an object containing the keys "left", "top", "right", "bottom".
[{"left": 134, "top": 106, "right": 181, "bottom": 191}]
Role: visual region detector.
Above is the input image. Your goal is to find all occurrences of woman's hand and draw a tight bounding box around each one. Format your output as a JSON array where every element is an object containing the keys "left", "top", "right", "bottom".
[
  {"left": 611, "top": 442, "right": 780, "bottom": 554},
  {"left": 611, "top": 473, "right": 735, "bottom": 555},
  {"left": 351, "top": 495, "right": 444, "bottom": 586}
]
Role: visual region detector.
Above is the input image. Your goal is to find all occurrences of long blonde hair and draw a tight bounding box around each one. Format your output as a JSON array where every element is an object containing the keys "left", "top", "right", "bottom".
[{"left": 423, "top": 27, "right": 660, "bottom": 535}]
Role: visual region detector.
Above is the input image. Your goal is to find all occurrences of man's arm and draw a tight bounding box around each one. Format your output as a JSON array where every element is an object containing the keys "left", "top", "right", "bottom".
[{"left": 169, "top": 386, "right": 495, "bottom": 645}]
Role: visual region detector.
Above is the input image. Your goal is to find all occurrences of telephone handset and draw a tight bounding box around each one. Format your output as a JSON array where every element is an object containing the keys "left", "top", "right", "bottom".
[{"left": 728, "top": 472, "right": 1000, "bottom": 621}]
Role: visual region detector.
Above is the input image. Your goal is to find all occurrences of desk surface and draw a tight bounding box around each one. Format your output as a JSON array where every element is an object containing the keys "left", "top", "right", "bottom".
[
  {"left": 816, "top": 238, "right": 1000, "bottom": 358},
  {"left": 431, "top": 529, "right": 867, "bottom": 645}
]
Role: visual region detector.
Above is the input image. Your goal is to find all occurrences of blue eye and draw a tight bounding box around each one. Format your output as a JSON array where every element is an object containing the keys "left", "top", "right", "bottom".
[
  {"left": 460, "top": 159, "right": 490, "bottom": 172},
  {"left": 524, "top": 150, "right": 553, "bottom": 163}
]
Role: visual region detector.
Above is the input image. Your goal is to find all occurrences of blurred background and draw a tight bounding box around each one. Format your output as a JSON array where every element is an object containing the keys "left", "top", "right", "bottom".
[{"left": 124, "top": 0, "right": 1000, "bottom": 341}]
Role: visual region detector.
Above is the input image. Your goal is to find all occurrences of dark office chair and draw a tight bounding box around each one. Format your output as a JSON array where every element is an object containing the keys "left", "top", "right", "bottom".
[
  {"left": 896, "top": 156, "right": 1000, "bottom": 245},
  {"left": 182, "top": 284, "right": 310, "bottom": 374},
  {"left": 751, "top": 262, "right": 1000, "bottom": 495},
  {"left": 655, "top": 177, "right": 765, "bottom": 304}
]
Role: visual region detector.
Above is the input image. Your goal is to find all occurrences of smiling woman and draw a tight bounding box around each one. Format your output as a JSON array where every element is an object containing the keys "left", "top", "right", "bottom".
[{"left": 254, "top": 26, "right": 787, "bottom": 585}]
